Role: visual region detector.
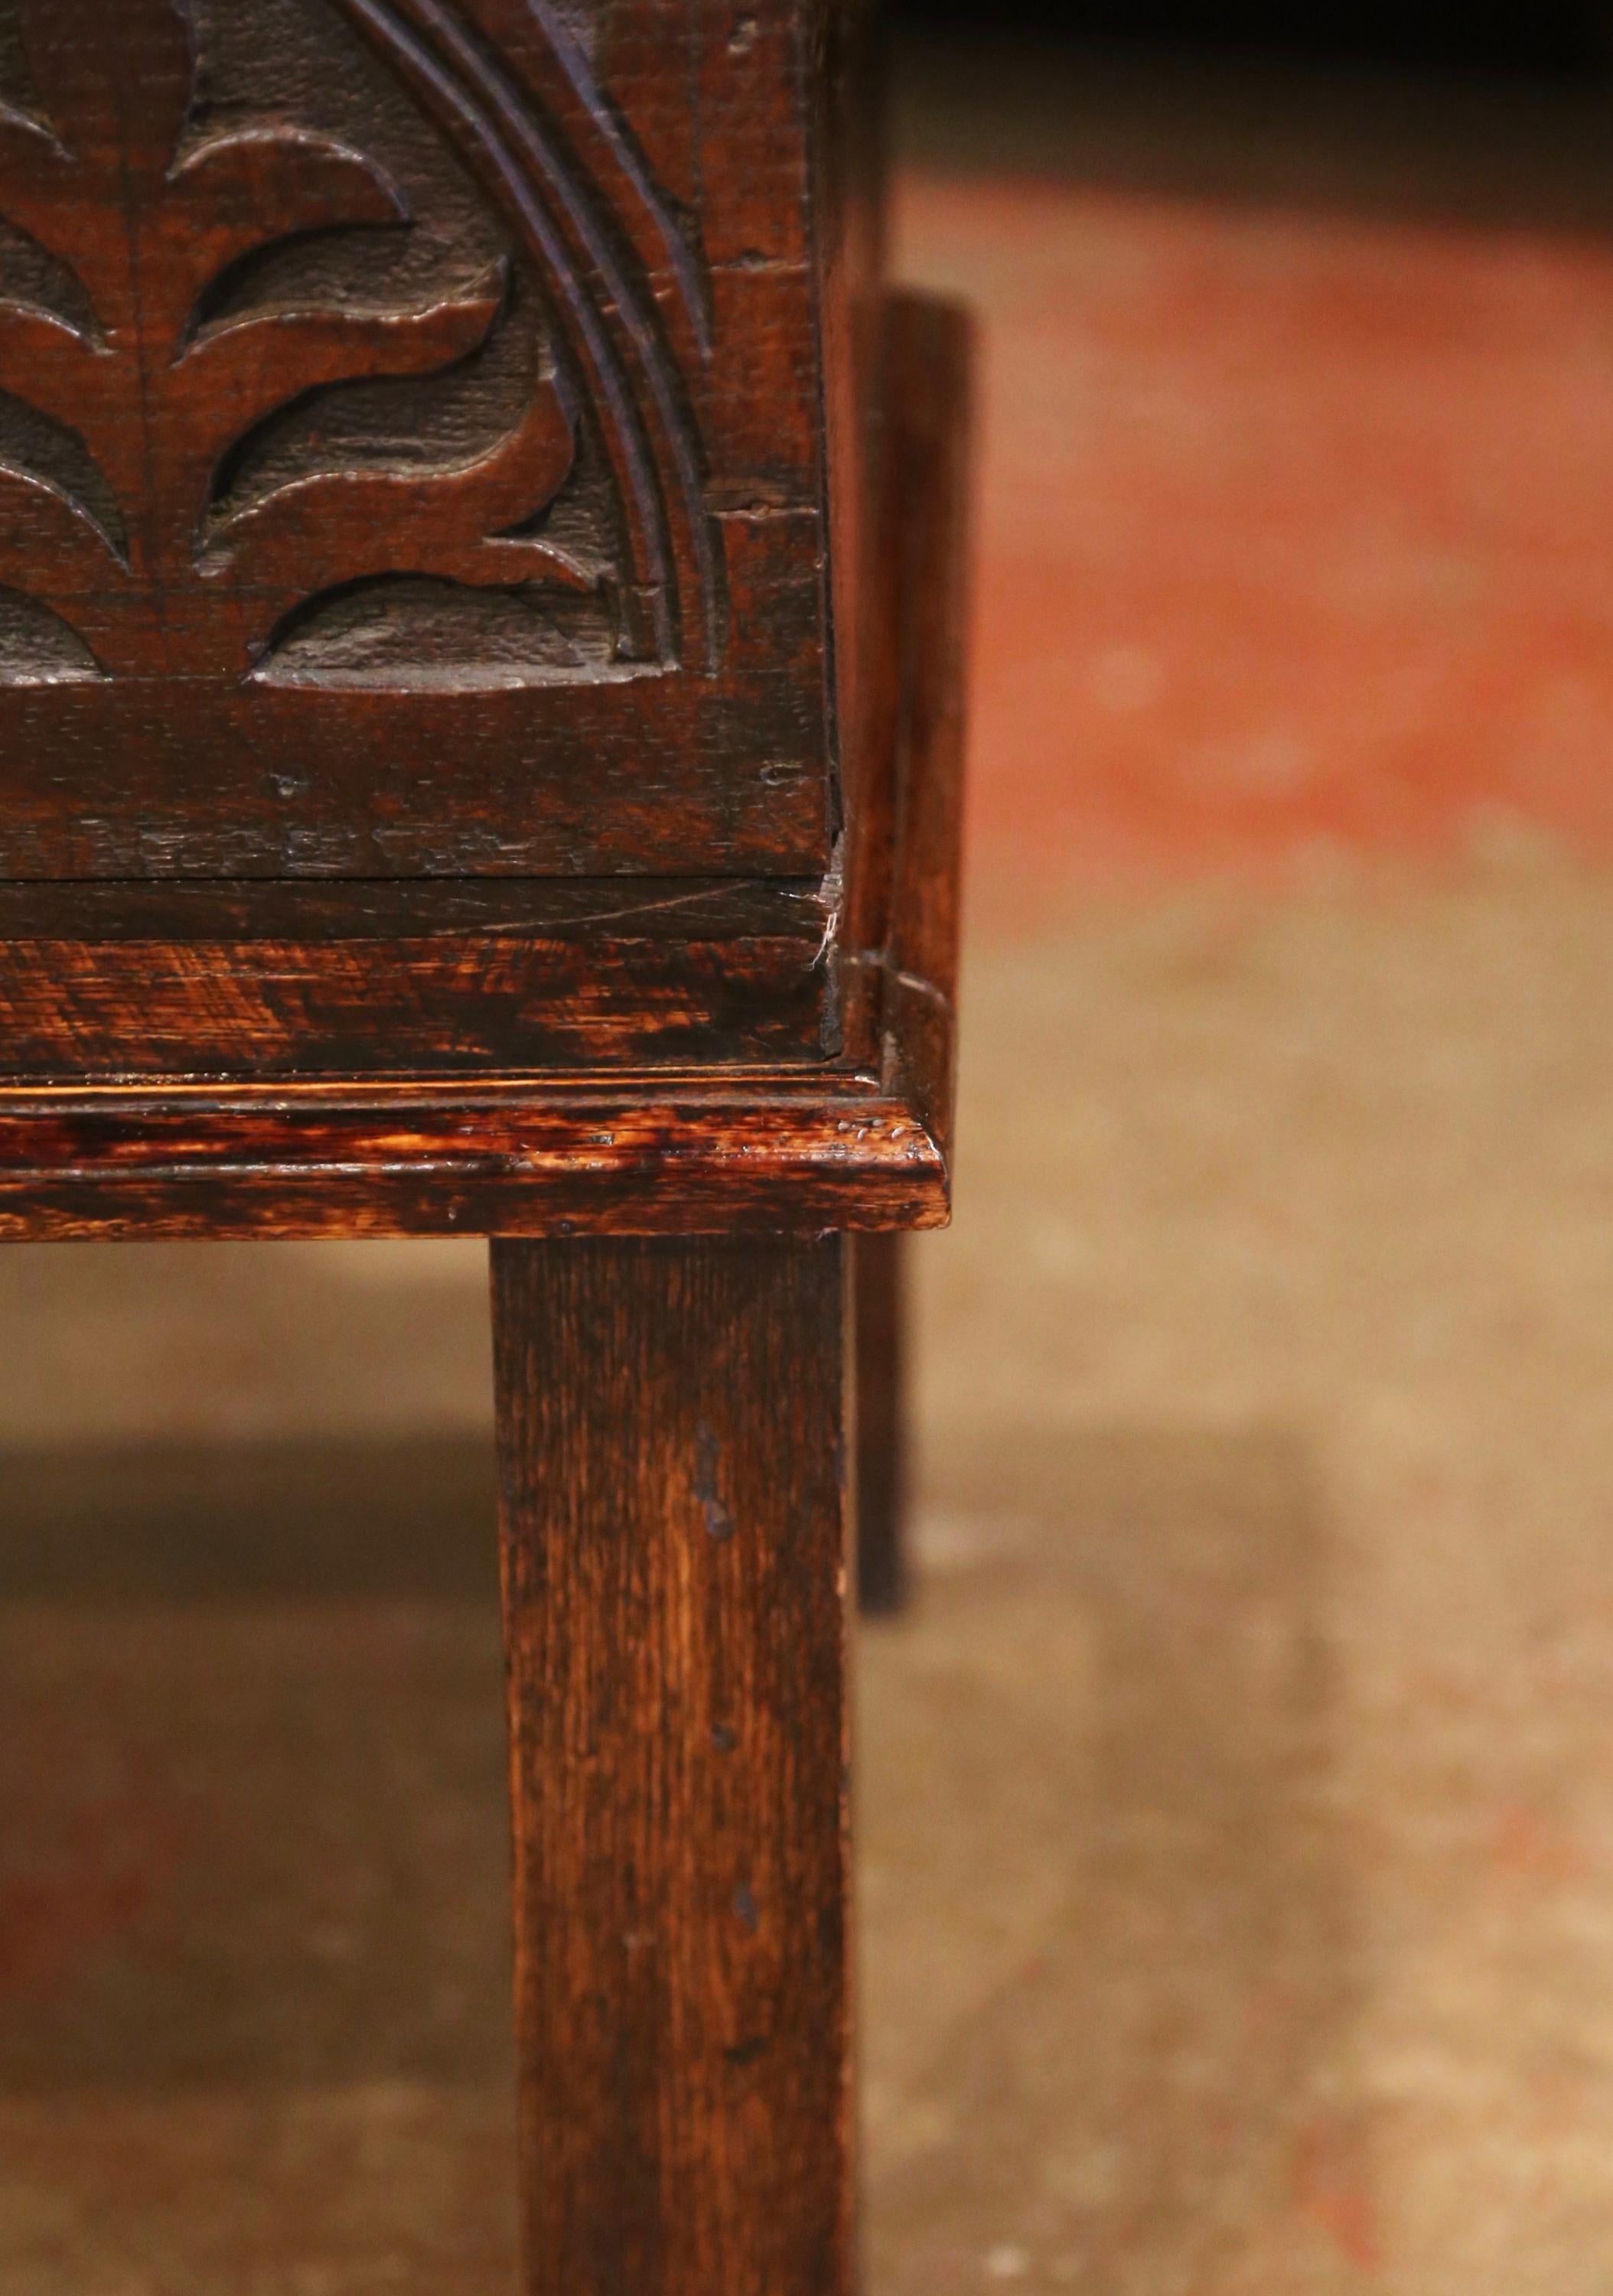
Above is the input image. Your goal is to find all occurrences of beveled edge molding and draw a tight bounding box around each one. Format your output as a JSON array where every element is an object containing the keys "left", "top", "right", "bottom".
[{"left": 0, "top": 1060, "right": 947, "bottom": 1242}]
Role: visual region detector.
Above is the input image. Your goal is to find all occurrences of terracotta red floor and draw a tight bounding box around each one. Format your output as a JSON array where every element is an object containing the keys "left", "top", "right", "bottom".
[{"left": 898, "top": 45, "right": 1613, "bottom": 905}]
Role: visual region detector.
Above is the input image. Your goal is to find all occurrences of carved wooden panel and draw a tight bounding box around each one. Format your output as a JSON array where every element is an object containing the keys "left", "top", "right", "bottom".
[
  {"left": 0, "top": 0, "right": 709, "bottom": 687},
  {"left": 0, "top": 0, "right": 875, "bottom": 881}
]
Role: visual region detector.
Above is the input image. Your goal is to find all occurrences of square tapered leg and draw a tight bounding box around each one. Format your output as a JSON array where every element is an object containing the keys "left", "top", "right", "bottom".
[
  {"left": 491, "top": 1236, "right": 855, "bottom": 2296},
  {"left": 855, "top": 1232, "right": 909, "bottom": 1615}
]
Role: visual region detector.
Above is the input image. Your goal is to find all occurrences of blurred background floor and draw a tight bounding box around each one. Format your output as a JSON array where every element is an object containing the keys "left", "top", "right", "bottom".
[{"left": 8, "top": 28, "right": 1613, "bottom": 2295}]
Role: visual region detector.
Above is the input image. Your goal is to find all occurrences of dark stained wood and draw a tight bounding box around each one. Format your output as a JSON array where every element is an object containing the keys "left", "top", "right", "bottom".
[
  {"left": 0, "top": 874, "right": 834, "bottom": 1077},
  {"left": 0, "top": 0, "right": 859, "bottom": 887},
  {"left": 839, "top": 294, "right": 906, "bottom": 1069},
  {"left": 841, "top": 290, "right": 975, "bottom": 1104},
  {"left": 0, "top": 15, "right": 976, "bottom": 2291},
  {"left": 878, "top": 290, "right": 976, "bottom": 1153},
  {"left": 492, "top": 1235, "right": 854, "bottom": 2296},
  {"left": 855, "top": 1228, "right": 909, "bottom": 1615},
  {"left": 818, "top": 0, "right": 890, "bottom": 884},
  {"left": 0, "top": 1068, "right": 947, "bottom": 1241},
  {"left": 0, "top": 933, "right": 829, "bottom": 1078},
  {"left": 0, "top": 282, "right": 973, "bottom": 1233},
  {"left": 0, "top": 877, "right": 826, "bottom": 940}
]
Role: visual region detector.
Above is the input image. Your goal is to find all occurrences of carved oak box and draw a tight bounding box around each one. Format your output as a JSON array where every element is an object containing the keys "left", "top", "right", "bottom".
[{"left": 0, "top": 0, "right": 881, "bottom": 1083}]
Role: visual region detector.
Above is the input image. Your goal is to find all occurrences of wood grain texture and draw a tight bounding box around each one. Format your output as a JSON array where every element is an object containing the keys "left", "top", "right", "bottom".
[
  {"left": 0, "top": 0, "right": 852, "bottom": 883},
  {"left": 0, "top": 1073, "right": 946, "bottom": 1239},
  {"left": 0, "top": 877, "right": 826, "bottom": 940},
  {"left": 855, "top": 1228, "right": 908, "bottom": 1614},
  {"left": 0, "top": 936, "right": 830, "bottom": 1078},
  {"left": 492, "top": 1235, "right": 854, "bottom": 2296},
  {"left": 876, "top": 290, "right": 976, "bottom": 1155},
  {"left": 841, "top": 288, "right": 975, "bottom": 1115},
  {"left": 0, "top": 285, "right": 975, "bottom": 1233},
  {"left": 0, "top": 877, "right": 833, "bottom": 1076}
]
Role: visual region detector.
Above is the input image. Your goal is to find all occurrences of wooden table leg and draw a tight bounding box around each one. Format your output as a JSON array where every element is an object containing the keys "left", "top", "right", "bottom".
[
  {"left": 855, "top": 1231, "right": 909, "bottom": 1616},
  {"left": 490, "top": 1236, "right": 855, "bottom": 2296}
]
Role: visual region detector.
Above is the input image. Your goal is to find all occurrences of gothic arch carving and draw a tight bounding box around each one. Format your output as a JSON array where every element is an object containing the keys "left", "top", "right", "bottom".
[{"left": 0, "top": 0, "right": 719, "bottom": 689}]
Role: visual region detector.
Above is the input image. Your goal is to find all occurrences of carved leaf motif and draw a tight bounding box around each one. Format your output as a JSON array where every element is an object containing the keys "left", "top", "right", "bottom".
[{"left": 0, "top": 0, "right": 598, "bottom": 683}]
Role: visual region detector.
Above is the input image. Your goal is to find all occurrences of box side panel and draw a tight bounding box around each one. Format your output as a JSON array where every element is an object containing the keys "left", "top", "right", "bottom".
[{"left": 813, "top": 0, "right": 891, "bottom": 858}]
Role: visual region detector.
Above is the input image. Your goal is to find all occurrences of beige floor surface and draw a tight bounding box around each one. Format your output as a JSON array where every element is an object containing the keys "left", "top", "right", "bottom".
[{"left": 4, "top": 861, "right": 1613, "bottom": 2290}]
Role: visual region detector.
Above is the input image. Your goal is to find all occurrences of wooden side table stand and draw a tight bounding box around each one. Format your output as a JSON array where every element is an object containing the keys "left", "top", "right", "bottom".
[{"left": 0, "top": 5, "right": 973, "bottom": 2290}]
